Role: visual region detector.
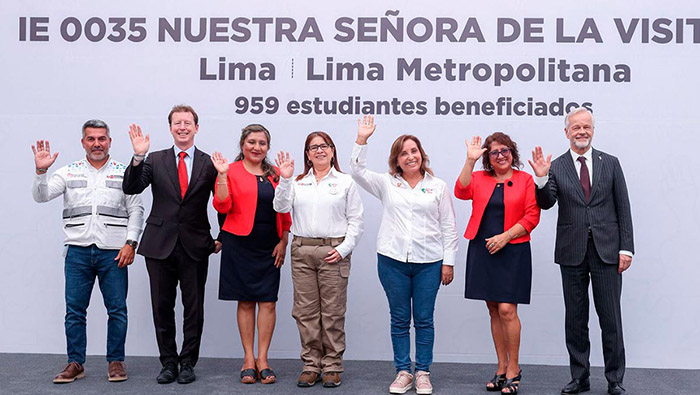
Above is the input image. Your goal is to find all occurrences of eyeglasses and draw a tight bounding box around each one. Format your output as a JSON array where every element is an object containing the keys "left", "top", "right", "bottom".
[
  {"left": 489, "top": 148, "right": 511, "bottom": 158},
  {"left": 307, "top": 143, "right": 332, "bottom": 152}
]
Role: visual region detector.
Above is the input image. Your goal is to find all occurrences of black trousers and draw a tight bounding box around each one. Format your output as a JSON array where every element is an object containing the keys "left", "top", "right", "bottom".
[
  {"left": 560, "top": 237, "right": 625, "bottom": 384},
  {"left": 146, "top": 240, "right": 209, "bottom": 366}
]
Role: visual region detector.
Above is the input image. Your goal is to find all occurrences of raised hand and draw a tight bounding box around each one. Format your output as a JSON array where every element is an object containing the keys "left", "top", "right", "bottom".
[
  {"left": 275, "top": 151, "right": 295, "bottom": 179},
  {"left": 32, "top": 140, "right": 59, "bottom": 171},
  {"left": 210, "top": 151, "right": 229, "bottom": 175},
  {"left": 128, "top": 124, "right": 150, "bottom": 155},
  {"left": 356, "top": 115, "right": 376, "bottom": 144},
  {"left": 466, "top": 136, "right": 487, "bottom": 162},
  {"left": 528, "top": 146, "right": 552, "bottom": 177}
]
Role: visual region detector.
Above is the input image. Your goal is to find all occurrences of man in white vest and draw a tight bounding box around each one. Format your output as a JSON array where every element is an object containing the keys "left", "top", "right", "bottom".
[{"left": 32, "top": 119, "right": 144, "bottom": 383}]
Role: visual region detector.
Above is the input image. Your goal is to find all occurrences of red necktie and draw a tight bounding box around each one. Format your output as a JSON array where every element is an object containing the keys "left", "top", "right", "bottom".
[
  {"left": 178, "top": 151, "right": 188, "bottom": 198},
  {"left": 577, "top": 156, "right": 590, "bottom": 202}
]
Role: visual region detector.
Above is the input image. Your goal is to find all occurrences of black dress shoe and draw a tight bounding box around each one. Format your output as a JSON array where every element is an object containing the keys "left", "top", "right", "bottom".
[
  {"left": 177, "top": 361, "right": 196, "bottom": 384},
  {"left": 607, "top": 382, "right": 626, "bottom": 395},
  {"left": 156, "top": 362, "right": 178, "bottom": 384},
  {"left": 561, "top": 378, "right": 590, "bottom": 394}
]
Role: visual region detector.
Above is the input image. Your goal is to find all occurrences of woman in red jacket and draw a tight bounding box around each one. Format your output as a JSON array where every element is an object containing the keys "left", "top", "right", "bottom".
[
  {"left": 210, "top": 124, "right": 291, "bottom": 385},
  {"left": 454, "top": 132, "right": 540, "bottom": 395}
]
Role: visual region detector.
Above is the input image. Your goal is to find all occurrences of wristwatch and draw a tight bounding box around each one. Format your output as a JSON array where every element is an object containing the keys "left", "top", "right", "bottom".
[{"left": 126, "top": 239, "right": 138, "bottom": 249}]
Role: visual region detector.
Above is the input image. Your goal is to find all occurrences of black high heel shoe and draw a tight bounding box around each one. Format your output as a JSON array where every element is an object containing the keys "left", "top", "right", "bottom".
[
  {"left": 501, "top": 370, "right": 522, "bottom": 394},
  {"left": 486, "top": 373, "right": 506, "bottom": 391}
]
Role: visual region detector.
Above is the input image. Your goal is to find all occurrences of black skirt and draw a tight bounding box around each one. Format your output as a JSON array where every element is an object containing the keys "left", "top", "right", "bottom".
[
  {"left": 465, "top": 183, "right": 532, "bottom": 304},
  {"left": 219, "top": 177, "right": 281, "bottom": 302}
]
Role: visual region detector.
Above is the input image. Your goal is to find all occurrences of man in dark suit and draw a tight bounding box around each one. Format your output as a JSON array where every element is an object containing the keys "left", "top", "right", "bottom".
[
  {"left": 122, "top": 105, "right": 221, "bottom": 384},
  {"left": 529, "top": 107, "right": 633, "bottom": 395}
]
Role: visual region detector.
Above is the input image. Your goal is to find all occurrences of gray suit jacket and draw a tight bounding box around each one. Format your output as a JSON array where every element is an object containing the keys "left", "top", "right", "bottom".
[{"left": 536, "top": 148, "right": 634, "bottom": 266}]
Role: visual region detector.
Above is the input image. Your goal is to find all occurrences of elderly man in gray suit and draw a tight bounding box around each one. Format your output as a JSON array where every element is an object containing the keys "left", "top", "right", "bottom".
[{"left": 529, "top": 107, "right": 633, "bottom": 395}]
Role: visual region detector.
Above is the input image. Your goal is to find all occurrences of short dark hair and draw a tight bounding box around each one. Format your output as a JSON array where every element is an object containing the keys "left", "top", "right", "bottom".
[
  {"left": 82, "top": 119, "right": 110, "bottom": 137},
  {"left": 168, "top": 104, "right": 198, "bottom": 125},
  {"left": 481, "top": 132, "right": 522, "bottom": 176}
]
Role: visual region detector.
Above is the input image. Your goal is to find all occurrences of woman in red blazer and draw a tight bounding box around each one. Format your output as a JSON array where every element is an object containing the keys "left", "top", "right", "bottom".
[
  {"left": 211, "top": 124, "right": 291, "bottom": 385},
  {"left": 454, "top": 132, "right": 540, "bottom": 395}
]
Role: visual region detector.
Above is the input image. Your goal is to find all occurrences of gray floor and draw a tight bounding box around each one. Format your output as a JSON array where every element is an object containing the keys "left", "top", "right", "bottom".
[{"left": 0, "top": 353, "right": 694, "bottom": 395}]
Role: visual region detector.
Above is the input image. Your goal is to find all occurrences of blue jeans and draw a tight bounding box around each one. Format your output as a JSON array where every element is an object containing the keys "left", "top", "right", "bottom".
[
  {"left": 377, "top": 254, "right": 442, "bottom": 373},
  {"left": 64, "top": 245, "right": 128, "bottom": 364}
]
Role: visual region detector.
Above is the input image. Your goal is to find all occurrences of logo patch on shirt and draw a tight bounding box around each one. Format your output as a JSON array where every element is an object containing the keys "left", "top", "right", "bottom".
[
  {"left": 421, "top": 188, "right": 434, "bottom": 194},
  {"left": 328, "top": 183, "right": 338, "bottom": 195}
]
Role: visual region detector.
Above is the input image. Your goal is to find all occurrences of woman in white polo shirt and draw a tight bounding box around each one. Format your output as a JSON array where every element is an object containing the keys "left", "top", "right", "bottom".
[
  {"left": 350, "top": 116, "right": 458, "bottom": 395},
  {"left": 273, "top": 131, "right": 363, "bottom": 389}
]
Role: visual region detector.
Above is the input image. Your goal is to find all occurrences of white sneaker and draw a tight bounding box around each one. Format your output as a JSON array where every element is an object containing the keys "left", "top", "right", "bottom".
[
  {"left": 415, "top": 370, "right": 433, "bottom": 394},
  {"left": 389, "top": 370, "right": 413, "bottom": 394}
]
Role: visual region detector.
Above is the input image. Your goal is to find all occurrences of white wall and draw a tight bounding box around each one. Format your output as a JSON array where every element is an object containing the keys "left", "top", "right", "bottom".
[{"left": 1, "top": 0, "right": 699, "bottom": 369}]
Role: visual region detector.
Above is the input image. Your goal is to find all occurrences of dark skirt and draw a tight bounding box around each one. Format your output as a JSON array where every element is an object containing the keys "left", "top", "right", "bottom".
[
  {"left": 465, "top": 183, "right": 532, "bottom": 304},
  {"left": 219, "top": 177, "right": 280, "bottom": 302}
]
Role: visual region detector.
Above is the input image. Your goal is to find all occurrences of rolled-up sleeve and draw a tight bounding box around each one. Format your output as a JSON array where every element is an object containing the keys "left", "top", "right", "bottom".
[{"left": 454, "top": 177, "right": 474, "bottom": 200}]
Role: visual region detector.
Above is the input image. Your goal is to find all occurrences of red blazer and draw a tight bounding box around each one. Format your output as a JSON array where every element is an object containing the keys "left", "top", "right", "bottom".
[
  {"left": 213, "top": 161, "right": 291, "bottom": 237},
  {"left": 454, "top": 169, "right": 540, "bottom": 243}
]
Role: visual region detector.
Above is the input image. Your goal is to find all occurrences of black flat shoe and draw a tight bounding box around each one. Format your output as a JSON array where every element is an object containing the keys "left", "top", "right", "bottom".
[
  {"left": 156, "top": 362, "right": 178, "bottom": 384},
  {"left": 607, "top": 382, "right": 626, "bottom": 395},
  {"left": 561, "top": 378, "right": 590, "bottom": 394},
  {"left": 486, "top": 373, "right": 506, "bottom": 391},
  {"left": 501, "top": 370, "right": 522, "bottom": 394}
]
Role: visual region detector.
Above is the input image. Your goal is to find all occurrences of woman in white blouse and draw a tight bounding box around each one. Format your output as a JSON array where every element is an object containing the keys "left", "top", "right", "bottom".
[
  {"left": 273, "top": 131, "right": 363, "bottom": 388},
  {"left": 350, "top": 116, "right": 458, "bottom": 395}
]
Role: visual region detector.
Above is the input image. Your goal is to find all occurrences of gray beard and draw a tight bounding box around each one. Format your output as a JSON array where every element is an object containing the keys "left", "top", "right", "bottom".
[{"left": 573, "top": 139, "right": 591, "bottom": 150}]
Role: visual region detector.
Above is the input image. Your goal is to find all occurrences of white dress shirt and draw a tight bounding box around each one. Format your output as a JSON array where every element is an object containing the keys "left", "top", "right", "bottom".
[
  {"left": 349, "top": 143, "right": 458, "bottom": 266},
  {"left": 273, "top": 167, "right": 363, "bottom": 259},
  {"left": 32, "top": 157, "right": 144, "bottom": 249}
]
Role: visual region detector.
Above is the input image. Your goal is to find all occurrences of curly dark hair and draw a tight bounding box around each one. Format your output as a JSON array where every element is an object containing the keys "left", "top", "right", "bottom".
[{"left": 481, "top": 132, "right": 522, "bottom": 176}]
